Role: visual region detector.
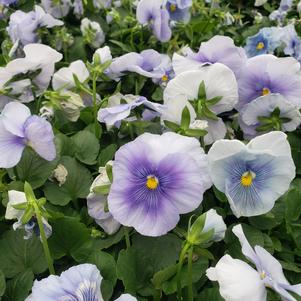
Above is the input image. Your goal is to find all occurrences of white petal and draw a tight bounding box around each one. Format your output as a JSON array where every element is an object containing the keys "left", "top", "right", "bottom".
[
  {"left": 204, "top": 118, "right": 227, "bottom": 145},
  {"left": 206, "top": 255, "right": 267, "bottom": 301},
  {"left": 115, "top": 294, "right": 137, "bottom": 301},
  {"left": 5, "top": 190, "right": 26, "bottom": 220},
  {"left": 203, "top": 209, "right": 227, "bottom": 242}
]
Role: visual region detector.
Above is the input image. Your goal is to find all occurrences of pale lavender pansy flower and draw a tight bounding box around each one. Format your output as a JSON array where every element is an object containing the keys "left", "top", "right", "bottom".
[
  {"left": 0, "top": 102, "right": 56, "bottom": 168},
  {"left": 269, "top": 0, "right": 293, "bottom": 23},
  {"left": 136, "top": 0, "right": 172, "bottom": 42},
  {"left": 0, "top": 0, "right": 18, "bottom": 5},
  {"left": 26, "top": 263, "right": 138, "bottom": 301},
  {"left": 107, "top": 49, "right": 166, "bottom": 80},
  {"left": 208, "top": 131, "right": 295, "bottom": 217},
  {"left": 166, "top": 0, "right": 192, "bottom": 23},
  {"left": 87, "top": 161, "right": 121, "bottom": 235},
  {"left": 7, "top": 5, "right": 63, "bottom": 46},
  {"left": 93, "top": 46, "right": 112, "bottom": 64},
  {"left": 41, "top": 0, "right": 72, "bottom": 18},
  {"left": 281, "top": 24, "right": 301, "bottom": 60},
  {"left": 108, "top": 132, "right": 212, "bottom": 236},
  {"left": 5, "top": 190, "right": 52, "bottom": 239},
  {"left": 237, "top": 54, "right": 301, "bottom": 110},
  {"left": 172, "top": 35, "right": 247, "bottom": 76},
  {"left": 239, "top": 94, "right": 301, "bottom": 139},
  {"left": 206, "top": 225, "right": 301, "bottom": 301},
  {"left": 73, "top": 0, "right": 84, "bottom": 16},
  {"left": 162, "top": 63, "right": 238, "bottom": 145},
  {"left": 151, "top": 54, "right": 175, "bottom": 87},
  {"left": 52, "top": 60, "right": 89, "bottom": 90},
  {"left": 98, "top": 93, "right": 165, "bottom": 127}
]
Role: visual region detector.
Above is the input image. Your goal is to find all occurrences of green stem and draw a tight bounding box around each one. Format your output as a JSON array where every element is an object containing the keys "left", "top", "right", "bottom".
[
  {"left": 153, "top": 290, "right": 161, "bottom": 301},
  {"left": 177, "top": 243, "right": 190, "bottom": 301},
  {"left": 33, "top": 202, "right": 55, "bottom": 275},
  {"left": 124, "top": 227, "right": 131, "bottom": 249},
  {"left": 187, "top": 246, "right": 194, "bottom": 301},
  {"left": 92, "top": 73, "right": 99, "bottom": 136}
]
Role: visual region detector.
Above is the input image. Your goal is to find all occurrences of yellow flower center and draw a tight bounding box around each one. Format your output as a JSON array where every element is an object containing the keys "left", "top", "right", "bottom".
[
  {"left": 241, "top": 171, "right": 255, "bottom": 187},
  {"left": 256, "top": 42, "right": 265, "bottom": 50},
  {"left": 162, "top": 74, "right": 169, "bottom": 82},
  {"left": 262, "top": 87, "right": 270, "bottom": 96},
  {"left": 260, "top": 271, "right": 266, "bottom": 280},
  {"left": 146, "top": 176, "right": 159, "bottom": 190},
  {"left": 170, "top": 3, "right": 177, "bottom": 12}
]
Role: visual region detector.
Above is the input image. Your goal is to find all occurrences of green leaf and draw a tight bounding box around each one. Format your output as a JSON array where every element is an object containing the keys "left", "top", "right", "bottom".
[
  {"left": 161, "top": 257, "right": 208, "bottom": 295},
  {"left": 184, "top": 128, "right": 207, "bottom": 137},
  {"left": 72, "top": 130, "right": 100, "bottom": 165},
  {"left": 44, "top": 156, "right": 93, "bottom": 206},
  {"left": 181, "top": 106, "right": 191, "bottom": 130},
  {"left": 285, "top": 188, "right": 301, "bottom": 222},
  {"left": 55, "top": 133, "right": 76, "bottom": 157},
  {"left": 2, "top": 270, "right": 34, "bottom": 301},
  {"left": 93, "top": 184, "right": 111, "bottom": 195},
  {"left": 116, "top": 234, "right": 182, "bottom": 296},
  {"left": 206, "top": 96, "right": 223, "bottom": 106},
  {"left": 98, "top": 144, "right": 117, "bottom": 166},
  {"left": 48, "top": 217, "right": 91, "bottom": 259},
  {"left": 9, "top": 148, "right": 58, "bottom": 189},
  {"left": 163, "top": 120, "right": 181, "bottom": 132},
  {"left": 0, "top": 270, "right": 5, "bottom": 297},
  {"left": 196, "top": 287, "right": 224, "bottom": 301},
  {"left": 0, "top": 230, "right": 47, "bottom": 278}
]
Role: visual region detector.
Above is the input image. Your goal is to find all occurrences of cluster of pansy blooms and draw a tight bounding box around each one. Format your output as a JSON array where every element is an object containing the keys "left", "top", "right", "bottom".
[{"left": 0, "top": 0, "right": 301, "bottom": 300}]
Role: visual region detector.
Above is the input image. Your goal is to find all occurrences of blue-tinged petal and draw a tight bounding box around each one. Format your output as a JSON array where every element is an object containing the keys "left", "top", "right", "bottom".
[
  {"left": 0, "top": 120, "right": 25, "bottom": 168},
  {"left": 24, "top": 116, "right": 56, "bottom": 161},
  {"left": 115, "top": 294, "right": 137, "bottom": 301},
  {"left": 152, "top": 9, "right": 172, "bottom": 42}
]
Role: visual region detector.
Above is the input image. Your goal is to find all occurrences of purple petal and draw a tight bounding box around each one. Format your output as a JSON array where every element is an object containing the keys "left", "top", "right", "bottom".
[
  {"left": 24, "top": 116, "right": 56, "bottom": 161},
  {"left": 0, "top": 120, "right": 25, "bottom": 168},
  {"left": 153, "top": 9, "right": 172, "bottom": 42}
]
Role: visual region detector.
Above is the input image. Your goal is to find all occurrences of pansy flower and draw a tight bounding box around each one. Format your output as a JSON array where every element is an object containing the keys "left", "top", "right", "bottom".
[
  {"left": 206, "top": 225, "right": 301, "bottom": 301},
  {"left": 80, "top": 18, "right": 105, "bottom": 49},
  {"left": 0, "top": 43, "right": 62, "bottom": 109},
  {"left": 239, "top": 94, "right": 301, "bottom": 139},
  {"left": 108, "top": 132, "right": 212, "bottom": 236},
  {"left": 0, "top": 102, "right": 56, "bottom": 168},
  {"left": 172, "top": 35, "right": 247, "bottom": 76},
  {"left": 107, "top": 49, "right": 166, "bottom": 80},
  {"left": 208, "top": 131, "right": 295, "bottom": 217},
  {"left": 244, "top": 27, "right": 283, "bottom": 57},
  {"left": 87, "top": 161, "right": 121, "bottom": 235},
  {"left": 166, "top": 0, "right": 192, "bottom": 23},
  {"left": 98, "top": 93, "right": 165, "bottom": 127},
  {"left": 237, "top": 54, "right": 301, "bottom": 110},
  {"left": 26, "top": 263, "right": 137, "bottom": 301},
  {"left": 7, "top": 5, "right": 63, "bottom": 46},
  {"left": 136, "top": 0, "right": 172, "bottom": 42},
  {"left": 41, "top": 0, "right": 71, "bottom": 18},
  {"left": 162, "top": 63, "right": 238, "bottom": 144}
]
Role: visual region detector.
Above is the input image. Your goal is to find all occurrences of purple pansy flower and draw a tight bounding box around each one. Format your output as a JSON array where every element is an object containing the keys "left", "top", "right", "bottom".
[
  {"left": 0, "top": 102, "right": 56, "bottom": 168},
  {"left": 166, "top": 0, "right": 192, "bottom": 23},
  {"left": 26, "top": 263, "right": 137, "bottom": 301},
  {"left": 0, "top": 0, "right": 17, "bottom": 5},
  {"left": 107, "top": 49, "right": 166, "bottom": 80},
  {"left": 237, "top": 54, "right": 301, "bottom": 110},
  {"left": 172, "top": 35, "right": 247, "bottom": 76},
  {"left": 108, "top": 132, "right": 212, "bottom": 236},
  {"left": 136, "top": 0, "right": 172, "bottom": 42},
  {"left": 41, "top": 0, "right": 72, "bottom": 18}
]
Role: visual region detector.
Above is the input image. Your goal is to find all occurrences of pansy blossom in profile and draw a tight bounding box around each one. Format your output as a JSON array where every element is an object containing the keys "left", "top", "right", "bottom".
[
  {"left": 208, "top": 131, "right": 295, "bottom": 217},
  {"left": 136, "top": 0, "right": 172, "bottom": 42},
  {"left": 108, "top": 132, "right": 212, "bottom": 236},
  {"left": 26, "top": 263, "right": 137, "bottom": 301},
  {"left": 0, "top": 102, "right": 56, "bottom": 168},
  {"left": 206, "top": 224, "right": 301, "bottom": 301},
  {"left": 172, "top": 35, "right": 247, "bottom": 76}
]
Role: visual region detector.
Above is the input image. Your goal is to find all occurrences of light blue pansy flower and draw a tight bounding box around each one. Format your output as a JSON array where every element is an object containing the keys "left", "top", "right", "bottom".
[{"left": 208, "top": 131, "right": 295, "bottom": 217}]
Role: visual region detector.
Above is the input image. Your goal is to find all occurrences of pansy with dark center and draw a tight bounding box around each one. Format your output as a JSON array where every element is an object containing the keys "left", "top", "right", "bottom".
[{"left": 108, "top": 132, "right": 212, "bottom": 236}]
